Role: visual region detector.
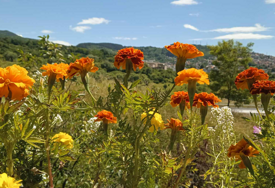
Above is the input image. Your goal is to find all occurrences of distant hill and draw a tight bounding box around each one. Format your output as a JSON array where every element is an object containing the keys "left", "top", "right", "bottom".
[
  {"left": 77, "top": 42, "right": 212, "bottom": 63},
  {"left": 0, "top": 30, "right": 22, "bottom": 38},
  {"left": 77, "top": 43, "right": 124, "bottom": 51}
]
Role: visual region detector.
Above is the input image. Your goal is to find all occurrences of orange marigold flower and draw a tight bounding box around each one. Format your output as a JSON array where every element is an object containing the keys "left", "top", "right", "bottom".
[
  {"left": 94, "top": 110, "right": 117, "bottom": 124},
  {"left": 67, "top": 57, "right": 98, "bottom": 79},
  {"left": 250, "top": 80, "right": 275, "bottom": 95},
  {"left": 164, "top": 118, "right": 184, "bottom": 131},
  {"left": 193, "top": 92, "right": 221, "bottom": 108},
  {"left": 170, "top": 91, "right": 189, "bottom": 107},
  {"left": 227, "top": 139, "right": 259, "bottom": 169},
  {"left": 165, "top": 42, "right": 204, "bottom": 59},
  {"left": 114, "top": 47, "right": 144, "bottom": 71},
  {"left": 0, "top": 65, "right": 35, "bottom": 101},
  {"left": 174, "top": 68, "right": 209, "bottom": 86},
  {"left": 41, "top": 63, "right": 69, "bottom": 81},
  {"left": 235, "top": 67, "right": 269, "bottom": 90}
]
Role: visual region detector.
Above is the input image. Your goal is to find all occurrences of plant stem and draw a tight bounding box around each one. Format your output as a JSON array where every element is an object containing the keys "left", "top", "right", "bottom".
[
  {"left": 45, "top": 107, "right": 54, "bottom": 188},
  {"left": 123, "top": 59, "right": 133, "bottom": 88},
  {"left": 6, "top": 142, "right": 14, "bottom": 176},
  {"left": 169, "top": 130, "right": 176, "bottom": 152},
  {"left": 81, "top": 74, "right": 96, "bottom": 105}
]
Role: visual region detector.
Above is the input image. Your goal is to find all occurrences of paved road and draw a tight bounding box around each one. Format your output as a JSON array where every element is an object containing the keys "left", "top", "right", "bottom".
[{"left": 230, "top": 107, "right": 264, "bottom": 114}]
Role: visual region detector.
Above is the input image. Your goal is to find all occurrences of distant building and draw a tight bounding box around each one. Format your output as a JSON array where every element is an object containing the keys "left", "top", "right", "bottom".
[{"left": 145, "top": 60, "right": 175, "bottom": 71}]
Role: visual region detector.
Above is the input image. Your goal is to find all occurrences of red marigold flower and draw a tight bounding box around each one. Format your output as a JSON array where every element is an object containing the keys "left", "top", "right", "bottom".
[
  {"left": 114, "top": 47, "right": 144, "bottom": 71},
  {"left": 94, "top": 110, "right": 117, "bottom": 124},
  {"left": 164, "top": 118, "right": 184, "bottom": 131},
  {"left": 227, "top": 139, "right": 259, "bottom": 169},
  {"left": 250, "top": 80, "right": 275, "bottom": 95},
  {"left": 170, "top": 91, "right": 189, "bottom": 107},
  {"left": 235, "top": 67, "right": 269, "bottom": 90},
  {"left": 193, "top": 92, "right": 221, "bottom": 108}
]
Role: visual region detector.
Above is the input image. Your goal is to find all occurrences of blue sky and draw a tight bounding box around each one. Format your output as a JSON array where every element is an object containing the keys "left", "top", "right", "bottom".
[{"left": 0, "top": 0, "right": 275, "bottom": 55}]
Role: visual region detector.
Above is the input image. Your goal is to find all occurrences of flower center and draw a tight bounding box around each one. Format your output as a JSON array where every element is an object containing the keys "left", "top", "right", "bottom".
[{"left": 4, "top": 79, "right": 11, "bottom": 86}]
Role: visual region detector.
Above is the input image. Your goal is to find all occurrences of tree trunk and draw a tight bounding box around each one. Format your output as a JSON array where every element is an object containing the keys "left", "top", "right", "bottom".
[{"left": 227, "top": 84, "right": 231, "bottom": 107}]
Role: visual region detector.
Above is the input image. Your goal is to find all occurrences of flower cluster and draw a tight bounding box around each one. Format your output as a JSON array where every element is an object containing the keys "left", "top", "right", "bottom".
[
  {"left": 209, "top": 106, "right": 234, "bottom": 133},
  {"left": 0, "top": 65, "right": 35, "bottom": 101}
]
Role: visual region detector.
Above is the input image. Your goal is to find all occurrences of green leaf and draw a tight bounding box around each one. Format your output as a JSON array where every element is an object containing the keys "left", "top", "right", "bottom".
[
  {"left": 129, "top": 79, "right": 141, "bottom": 89},
  {"left": 24, "top": 129, "right": 35, "bottom": 140},
  {"left": 60, "top": 156, "right": 76, "bottom": 162},
  {"left": 21, "top": 119, "right": 30, "bottom": 137},
  {"left": 25, "top": 141, "right": 40, "bottom": 148},
  {"left": 240, "top": 154, "right": 254, "bottom": 176}
]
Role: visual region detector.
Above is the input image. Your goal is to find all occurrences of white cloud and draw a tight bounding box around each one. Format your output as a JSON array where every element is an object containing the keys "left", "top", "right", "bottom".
[
  {"left": 151, "top": 25, "right": 164, "bottom": 28},
  {"left": 41, "top": 30, "right": 53, "bottom": 34},
  {"left": 171, "top": 0, "right": 198, "bottom": 5},
  {"left": 213, "top": 33, "right": 274, "bottom": 40},
  {"left": 78, "top": 17, "right": 110, "bottom": 25},
  {"left": 70, "top": 26, "right": 91, "bottom": 33},
  {"left": 113, "top": 37, "right": 138, "bottom": 40},
  {"left": 52, "top": 40, "right": 71, "bottom": 46},
  {"left": 184, "top": 24, "right": 199, "bottom": 31},
  {"left": 265, "top": 0, "right": 275, "bottom": 4},
  {"left": 189, "top": 13, "right": 199, "bottom": 16},
  {"left": 210, "top": 24, "right": 269, "bottom": 33},
  {"left": 16, "top": 34, "right": 23, "bottom": 37}
]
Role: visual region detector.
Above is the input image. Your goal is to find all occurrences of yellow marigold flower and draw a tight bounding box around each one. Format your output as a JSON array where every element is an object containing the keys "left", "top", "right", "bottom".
[
  {"left": 94, "top": 110, "right": 117, "bottom": 124},
  {"left": 114, "top": 47, "right": 144, "bottom": 71},
  {"left": 52, "top": 132, "right": 74, "bottom": 150},
  {"left": 174, "top": 68, "right": 209, "bottom": 86},
  {"left": 67, "top": 57, "right": 98, "bottom": 79},
  {"left": 227, "top": 139, "right": 259, "bottom": 169},
  {"left": 141, "top": 111, "right": 164, "bottom": 132},
  {"left": 165, "top": 42, "right": 204, "bottom": 59},
  {"left": 164, "top": 118, "right": 184, "bottom": 131},
  {"left": 0, "top": 173, "right": 22, "bottom": 188},
  {"left": 0, "top": 65, "right": 35, "bottom": 101},
  {"left": 41, "top": 63, "right": 69, "bottom": 81}
]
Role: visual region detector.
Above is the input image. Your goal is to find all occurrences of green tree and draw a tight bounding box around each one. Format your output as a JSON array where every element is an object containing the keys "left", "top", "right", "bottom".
[
  {"left": 208, "top": 40, "right": 253, "bottom": 106},
  {"left": 3, "top": 51, "right": 17, "bottom": 62}
]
